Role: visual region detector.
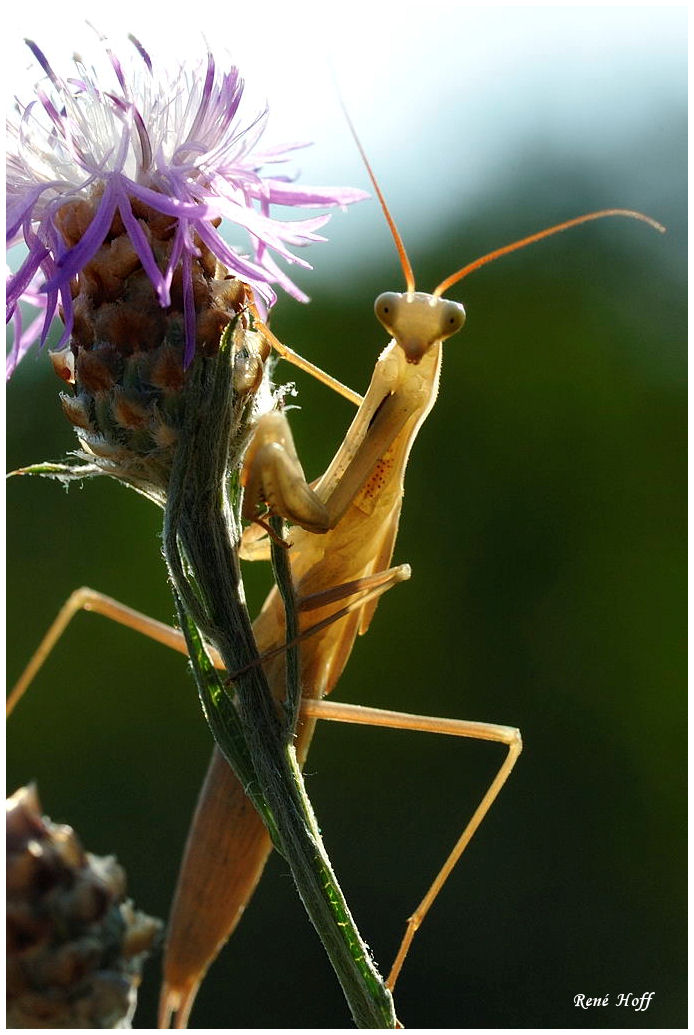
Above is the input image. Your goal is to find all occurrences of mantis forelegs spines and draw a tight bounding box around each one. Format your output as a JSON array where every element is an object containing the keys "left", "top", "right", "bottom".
[{"left": 7, "top": 585, "right": 521, "bottom": 1013}]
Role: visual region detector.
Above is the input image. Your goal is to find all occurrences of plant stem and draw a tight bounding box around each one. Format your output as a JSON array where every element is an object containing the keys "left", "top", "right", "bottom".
[{"left": 164, "top": 341, "right": 395, "bottom": 1028}]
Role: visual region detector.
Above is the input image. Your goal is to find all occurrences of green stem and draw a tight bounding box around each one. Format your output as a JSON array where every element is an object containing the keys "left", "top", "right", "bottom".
[
  {"left": 170, "top": 495, "right": 395, "bottom": 1029},
  {"left": 172, "top": 595, "right": 278, "bottom": 841},
  {"left": 164, "top": 341, "right": 395, "bottom": 1028}
]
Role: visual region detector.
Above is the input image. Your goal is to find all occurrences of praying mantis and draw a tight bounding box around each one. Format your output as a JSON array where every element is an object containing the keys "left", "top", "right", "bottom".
[{"left": 6, "top": 121, "right": 665, "bottom": 1025}]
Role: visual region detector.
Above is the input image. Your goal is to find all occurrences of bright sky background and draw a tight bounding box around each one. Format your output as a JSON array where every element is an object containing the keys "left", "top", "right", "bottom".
[{"left": 4, "top": 2, "right": 686, "bottom": 280}]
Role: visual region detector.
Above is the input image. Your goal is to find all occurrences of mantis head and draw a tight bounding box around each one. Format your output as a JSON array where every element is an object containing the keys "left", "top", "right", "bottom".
[
  {"left": 374, "top": 291, "right": 466, "bottom": 363},
  {"left": 346, "top": 106, "right": 664, "bottom": 365}
]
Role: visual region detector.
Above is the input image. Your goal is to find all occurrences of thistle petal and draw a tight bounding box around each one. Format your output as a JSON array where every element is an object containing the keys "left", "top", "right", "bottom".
[{"left": 7, "top": 37, "right": 367, "bottom": 371}]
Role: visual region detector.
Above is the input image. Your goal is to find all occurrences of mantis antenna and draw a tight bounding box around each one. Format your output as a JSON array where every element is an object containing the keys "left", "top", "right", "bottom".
[
  {"left": 340, "top": 99, "right": 665, "bottom": 298},
  {"left": 434, "top": 209, "right": 666, "bottom": 296},
  {"left": 338, "top": 99, "right": 416, "bottom": 294}
]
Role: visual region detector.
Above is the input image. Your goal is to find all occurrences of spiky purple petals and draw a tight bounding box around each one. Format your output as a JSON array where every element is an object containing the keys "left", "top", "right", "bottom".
[{"left": 7, "top": 38, "right": 368, "bottom": 371}]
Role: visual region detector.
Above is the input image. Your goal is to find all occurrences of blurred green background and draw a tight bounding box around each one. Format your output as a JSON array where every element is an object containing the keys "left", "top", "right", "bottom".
[{"left": 6, "top": 6, "right": 685, "bottom": 1029}]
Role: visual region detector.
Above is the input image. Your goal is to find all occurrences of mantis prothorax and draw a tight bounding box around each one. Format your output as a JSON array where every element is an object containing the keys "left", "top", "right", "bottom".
[{"left": 7, "top": 132, "right": 664, "bottom": 1026}]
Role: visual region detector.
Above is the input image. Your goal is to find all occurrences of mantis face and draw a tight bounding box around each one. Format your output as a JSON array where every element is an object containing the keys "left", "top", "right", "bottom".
[{"left": 374, "top": 291, "right": 466, "bottom": 363}]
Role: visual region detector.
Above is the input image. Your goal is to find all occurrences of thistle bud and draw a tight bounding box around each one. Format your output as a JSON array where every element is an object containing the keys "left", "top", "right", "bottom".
[
  {"left": 6, "top": 786, "right": 161, "bottom": 1029},
  {"left": 6, "top": 37, "right": 366, "bottom": 497}
]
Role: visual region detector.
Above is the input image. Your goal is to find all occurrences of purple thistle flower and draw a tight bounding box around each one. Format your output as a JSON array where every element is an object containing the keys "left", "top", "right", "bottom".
[
  {"left": 6, "top": 270, "right": 50, "bottom": 379},
  {"left": 6, "top": 38, "right": 368, "bottom": 374}
]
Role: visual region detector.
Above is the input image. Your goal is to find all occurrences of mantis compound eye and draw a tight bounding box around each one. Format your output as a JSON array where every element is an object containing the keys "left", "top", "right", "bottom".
[
  {"left": 438, "top": 299, "right": 466, "bottom": 339},
  {"left": 374, "top": 292, "right": 401, "bottom": 334}
]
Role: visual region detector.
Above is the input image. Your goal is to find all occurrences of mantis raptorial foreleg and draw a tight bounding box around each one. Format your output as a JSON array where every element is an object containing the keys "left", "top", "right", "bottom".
[{"left": 6, "top": 584, "right": 521, "bottom": 997}]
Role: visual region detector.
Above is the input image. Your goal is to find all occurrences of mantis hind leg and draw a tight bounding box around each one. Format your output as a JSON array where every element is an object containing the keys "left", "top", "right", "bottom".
[{"left": 300, "top": 699, "right": 523, "bottom": 994}]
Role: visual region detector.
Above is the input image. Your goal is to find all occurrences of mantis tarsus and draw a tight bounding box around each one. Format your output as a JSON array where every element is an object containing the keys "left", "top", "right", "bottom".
[{"left": 7, "top": 127, "right": 664, "bottom": 1026}]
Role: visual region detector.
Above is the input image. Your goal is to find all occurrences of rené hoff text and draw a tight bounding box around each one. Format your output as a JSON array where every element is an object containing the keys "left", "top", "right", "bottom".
[{"left": 574, "top": 993, "right": 654, "bottom": 1013}]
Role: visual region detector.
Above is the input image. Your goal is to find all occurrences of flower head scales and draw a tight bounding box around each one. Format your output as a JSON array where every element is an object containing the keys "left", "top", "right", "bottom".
[{"left": 6, "top": 37, "right": 367, "bottom": 374}]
